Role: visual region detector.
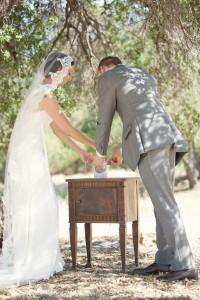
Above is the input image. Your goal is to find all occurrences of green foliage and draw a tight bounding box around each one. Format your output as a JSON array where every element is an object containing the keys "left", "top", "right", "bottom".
[
  {"left": 54, "top": 86, "right": 77, "bottom": 117},
  {"left": 173, "top": 101, "right": 200, "bottom": 144},
  {"left": 45, "top": 129, "right": 80, "bottom": 175},
  {"left": 0, "top": 3, "right": 78, "bottom": 179},
  {"left": 0, "top": 0, "right": 199, "bottom": 179}
]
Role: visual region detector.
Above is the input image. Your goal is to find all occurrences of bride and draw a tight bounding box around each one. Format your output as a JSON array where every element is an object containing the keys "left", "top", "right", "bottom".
[{"left": 0, "top": 52, "right": 95, "bottom": 287}]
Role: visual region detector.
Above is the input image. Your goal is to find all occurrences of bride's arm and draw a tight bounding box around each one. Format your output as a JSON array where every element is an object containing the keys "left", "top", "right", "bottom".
[
  {"left": 50, "top": 123, "right": 93, "bottom": 163},
  {"left": 39, "top": 94, "right": 95, "bottom": 149}
]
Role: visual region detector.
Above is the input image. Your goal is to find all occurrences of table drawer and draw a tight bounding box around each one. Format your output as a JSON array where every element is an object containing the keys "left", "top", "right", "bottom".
[{"left": 75, "top": 187, "right": 118, "bottom": 216}]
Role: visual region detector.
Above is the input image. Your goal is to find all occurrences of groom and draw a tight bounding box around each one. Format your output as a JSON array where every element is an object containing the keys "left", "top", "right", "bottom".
[{"left": 94, "top": 56, "right": 198, "bottom": 281}]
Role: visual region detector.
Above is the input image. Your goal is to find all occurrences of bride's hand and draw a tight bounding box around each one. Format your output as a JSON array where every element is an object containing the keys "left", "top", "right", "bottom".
[{"left": 79, "top": 150, "right": 93, "bottom": 164}]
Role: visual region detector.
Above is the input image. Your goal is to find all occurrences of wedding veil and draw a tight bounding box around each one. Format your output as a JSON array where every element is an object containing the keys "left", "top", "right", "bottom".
[{"left": 0, "top": 52, "right": 74, "bottom": 287}]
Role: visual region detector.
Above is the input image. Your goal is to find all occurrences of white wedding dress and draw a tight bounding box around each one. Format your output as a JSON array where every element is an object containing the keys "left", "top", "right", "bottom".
[{"left": 0, "top": 83, "right": 64, "bottom": 287}]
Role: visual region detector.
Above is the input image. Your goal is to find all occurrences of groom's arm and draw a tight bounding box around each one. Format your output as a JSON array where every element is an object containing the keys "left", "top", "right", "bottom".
[{"left": 95, "top": 74, "right": 116, "bottom": 157}]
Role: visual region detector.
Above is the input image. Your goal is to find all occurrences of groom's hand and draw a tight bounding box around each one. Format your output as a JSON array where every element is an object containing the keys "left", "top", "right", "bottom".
[{"left": 108, "top": 148, "right": 122, "bottom": 166}]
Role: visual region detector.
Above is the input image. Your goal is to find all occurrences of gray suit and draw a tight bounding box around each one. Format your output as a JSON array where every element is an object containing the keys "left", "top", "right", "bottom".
[
  {"left": 96, "top": 64, "right": 186, "bottom": 169},
  {"left": 96, "top": 64, "right": 195, "bottom": 270}
]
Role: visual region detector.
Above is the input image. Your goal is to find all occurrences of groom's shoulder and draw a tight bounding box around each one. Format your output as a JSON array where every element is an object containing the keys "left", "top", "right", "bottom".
[
  {"left": 98, "top": 64, "right": 126, "bottom": 84},
  {"left": 112, "top": 64, "right": 148, "bottom": 78},
  {"left": 98, "top": 69, "right": 114, "bottom": 81},
  {"left": 97, "top": 69, "right": 115, "bottom": 89},
  {"left": 98, "top": 64, "right": 147, "bottom": 85}
]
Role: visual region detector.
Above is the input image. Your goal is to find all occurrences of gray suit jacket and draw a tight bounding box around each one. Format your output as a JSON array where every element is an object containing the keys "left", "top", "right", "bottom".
[{"left": 95, "top": 64, "right": 187, "bottom": 171}]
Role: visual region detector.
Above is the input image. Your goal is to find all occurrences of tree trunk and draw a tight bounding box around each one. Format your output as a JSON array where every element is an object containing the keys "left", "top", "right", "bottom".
[
  {"left": 195, "top": 160, "right": 200, "bottom": 179},
  {"left": 0, "top": 200, "right": 3, "bottom": 249},
  {"left": 182, "top": 140, "right": 198, "bottom": 189},
  {"left": 194, "top": 143, "right": 200, "bottom": 179}
]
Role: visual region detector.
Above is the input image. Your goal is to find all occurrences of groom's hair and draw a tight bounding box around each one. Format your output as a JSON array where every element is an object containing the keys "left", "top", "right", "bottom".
[{"left": 98, "top": 56, "right": 122, "bottom": 70}]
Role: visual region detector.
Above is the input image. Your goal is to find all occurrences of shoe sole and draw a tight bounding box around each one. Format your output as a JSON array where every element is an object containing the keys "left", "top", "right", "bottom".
[
  {"left": 157, "top": 274, "right": 199, "bottom": 282},
  {"left": 129, "top": 270, "right": 169, "bottom": 276}
]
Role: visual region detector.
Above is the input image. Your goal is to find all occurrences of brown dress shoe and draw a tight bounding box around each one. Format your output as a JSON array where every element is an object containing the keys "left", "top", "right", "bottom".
[
  {"left": 157, "top": 268, "right": 198, "bottom": 281},
  {"left": 129, "top": 262, "right": 170, "bottom": 276}
]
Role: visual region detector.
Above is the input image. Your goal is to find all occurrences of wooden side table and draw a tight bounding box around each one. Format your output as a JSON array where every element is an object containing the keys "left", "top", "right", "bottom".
[{"left": 67, "top": 177, "right": 140, "bottom": 272}]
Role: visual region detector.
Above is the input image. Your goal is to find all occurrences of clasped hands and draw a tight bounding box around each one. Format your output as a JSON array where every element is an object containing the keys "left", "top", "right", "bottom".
[{"left": 79, "top": 147, "right": 122, "bottom": 170}]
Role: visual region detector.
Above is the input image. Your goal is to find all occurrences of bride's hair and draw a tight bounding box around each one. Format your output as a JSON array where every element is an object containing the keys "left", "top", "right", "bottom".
[{"left": 44, "top": 52, "right": 73, "bottom": 78}]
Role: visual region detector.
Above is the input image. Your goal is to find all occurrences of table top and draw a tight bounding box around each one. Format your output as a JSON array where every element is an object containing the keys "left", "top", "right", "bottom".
[{"left": 66, "top": 177, "right": 140, "bottom": 183}]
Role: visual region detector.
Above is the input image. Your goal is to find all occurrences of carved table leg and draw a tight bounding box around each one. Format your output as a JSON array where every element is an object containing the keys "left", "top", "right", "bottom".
[
  {"left": 85, "top": 223, "right": 92, "bottom": 267},
  {"left": 132, "top": 220, "right": 139, "bottom": 266},
  {"left": 119, "top": 222, "right": 127, "bottom": 273},
  {"left": 70, "top": 222, "right": 77, "bottom": 269}
]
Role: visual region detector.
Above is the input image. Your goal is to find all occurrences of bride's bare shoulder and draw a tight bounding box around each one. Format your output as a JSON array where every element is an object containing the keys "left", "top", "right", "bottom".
[
  {"left": 44, "top": 91, "right": 56, "bottom": 101},
  {"left": 39, "top": 92, "right": 59, "bottom": 111}
]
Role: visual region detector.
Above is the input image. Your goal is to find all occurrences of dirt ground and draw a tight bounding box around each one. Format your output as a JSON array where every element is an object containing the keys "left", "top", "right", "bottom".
[{"left": 0, "top": 174, "right": 200, "bottom": 300}]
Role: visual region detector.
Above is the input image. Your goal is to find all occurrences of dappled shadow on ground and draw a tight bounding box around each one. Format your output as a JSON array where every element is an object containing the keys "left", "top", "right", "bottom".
[{"left": 0, "top": 235, "right": 199, "bottom": 300}]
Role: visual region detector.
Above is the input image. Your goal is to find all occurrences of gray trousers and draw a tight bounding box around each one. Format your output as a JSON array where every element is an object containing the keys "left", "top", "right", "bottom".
[{"left": 138, "top": 145, "right": 195, "bottom": 270}]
